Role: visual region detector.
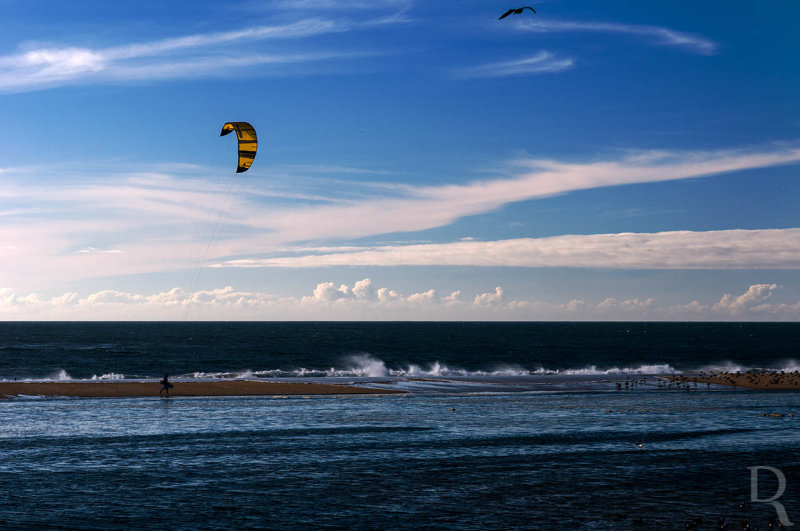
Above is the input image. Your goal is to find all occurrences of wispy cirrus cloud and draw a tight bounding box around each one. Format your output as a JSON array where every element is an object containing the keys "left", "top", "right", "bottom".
[
  {"left": 270, "top": 0, "right": 411, "bottom": 10},
  {"left": 456, "top": 51, "right": 574, "bottom": 78},
  {"left": 217, "top": 229, "right": 800, "bottom": 270},
  {"left": 516, "top": 19, "right": 718, "bottom": 55},
  {"left": 2, "top": 143, "right": 799, "bottom": 289},
  {"left": 0, "top": 18, "right": 357, "bottom": 93},
  {"left": 238, "top": 144, "right": 800, "bottom": 246},
  {"left": 271, "top": 0, "right": 414, "bottom": 22}
]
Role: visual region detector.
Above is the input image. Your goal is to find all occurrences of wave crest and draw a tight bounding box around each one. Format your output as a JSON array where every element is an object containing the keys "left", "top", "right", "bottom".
[
  {"left": 91, "top": 372, "right": 125, "bottom": 380},
  {"left": 7, "top": 357, "right": 800, "bottom": 382}
]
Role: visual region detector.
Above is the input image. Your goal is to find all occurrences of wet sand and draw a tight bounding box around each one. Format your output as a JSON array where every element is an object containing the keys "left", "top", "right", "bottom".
[
  {"left": 0, "top": 380, "right": 403, "bottom": 398},
  {"left": 667, "top": 371, "right": 800, "bottom": 390}
]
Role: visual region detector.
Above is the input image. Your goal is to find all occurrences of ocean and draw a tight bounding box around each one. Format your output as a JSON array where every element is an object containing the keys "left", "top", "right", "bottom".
[{"left": 1, "top": 322, "right": 799, "bottom": 529}]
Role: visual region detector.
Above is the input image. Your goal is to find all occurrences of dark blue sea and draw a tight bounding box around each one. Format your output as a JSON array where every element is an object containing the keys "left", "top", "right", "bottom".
[{"left": 1, "top": 322, "right": 799, "bottom": 530}]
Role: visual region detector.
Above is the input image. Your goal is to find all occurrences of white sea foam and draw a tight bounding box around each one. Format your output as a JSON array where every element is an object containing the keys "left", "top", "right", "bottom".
[
  {"left": 778, "top": 360, "right": 800, "bottom": 372},
  {"left": 22, "top": 357, "right": 795, "bottom": 383},
  {"left": 179, "top": 359, "right": 683, "bottom": 379},
  {"left": 50, "top": 369, "right": 72, "bottom": 381},
  {"left": 554, "top": 364, "right": 678, "bottom": 376},
  {"left": 490, "top": 364, "right": 531, "bottom": 376},
  {"left": 345, "top": 353, "right": 390, "bottom": 377},
  {"left": 91, "top": 372, "right": 125, "bottom": 380},
  {"left": 697, "top": 360, "right": 800, "bottom": 374},
  {"left": 317, "top": 355, "right": 681, "bottom": 377},
  {"left": 189, "top": 370, "right": 256, "bottom": 379}
]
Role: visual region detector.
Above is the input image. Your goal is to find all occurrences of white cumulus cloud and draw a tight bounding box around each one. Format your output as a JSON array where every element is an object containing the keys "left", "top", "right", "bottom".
[
  {"left": 0, "top": 281, "right": 798, "bottom": 321},
  {"left": 713, "top": 283, "right": 778, "bottom": 314}
]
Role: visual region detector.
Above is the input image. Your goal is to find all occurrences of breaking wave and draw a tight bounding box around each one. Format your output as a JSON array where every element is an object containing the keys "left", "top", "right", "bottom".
[
  {"left": 5, "top": 356, "right": 800, "bottom": 382},
  {"left": 176, "top": 356, "right": 683, "bottom": 379},
  {"left": 179, "top": 357, "right": 678, "bottom": 379},
  {"left": 50, "top": 369, "right": 72, "bottom": 381},
  {"left": 90, "top": 372, "right": 126, "bottom": 380}
]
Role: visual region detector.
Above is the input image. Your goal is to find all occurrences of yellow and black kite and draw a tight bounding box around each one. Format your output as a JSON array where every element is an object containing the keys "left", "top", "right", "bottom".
[{"left": 220, "top": 122, "right": 257, "bottom": 173}]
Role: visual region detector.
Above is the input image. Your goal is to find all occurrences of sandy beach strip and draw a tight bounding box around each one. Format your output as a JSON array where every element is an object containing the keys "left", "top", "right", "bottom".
[
  {"left": 666, "top": 372, "right": 800, "bottom": 390},
  {"left": 0, "top": 380, "right": 403, "bottom": 398}
]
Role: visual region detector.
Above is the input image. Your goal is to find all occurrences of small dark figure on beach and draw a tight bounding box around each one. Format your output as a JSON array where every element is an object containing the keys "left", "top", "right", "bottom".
[
  {"left": 160, "top": 374, "right": 173, "bottom": 396},
  {"left": 499, "top": 6, "right": 536, "bottom": 20}
]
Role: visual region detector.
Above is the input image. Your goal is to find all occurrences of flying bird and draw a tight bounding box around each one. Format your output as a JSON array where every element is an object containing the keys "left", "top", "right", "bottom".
[{"left": 498, "top": 6, "right": 536, "bottom": 20}]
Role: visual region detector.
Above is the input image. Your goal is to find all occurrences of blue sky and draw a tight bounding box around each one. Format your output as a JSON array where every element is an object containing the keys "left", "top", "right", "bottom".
[{"left": 0, "top": 0, "right": 798, "bottom": 320}]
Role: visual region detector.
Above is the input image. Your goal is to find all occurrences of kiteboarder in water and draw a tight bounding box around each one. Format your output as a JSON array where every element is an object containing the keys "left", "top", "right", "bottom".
[{"left": 159, "top": 374, "right": 173, "bottom": 396}]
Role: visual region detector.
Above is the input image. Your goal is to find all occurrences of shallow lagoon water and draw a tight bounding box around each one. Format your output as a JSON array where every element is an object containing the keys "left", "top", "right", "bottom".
[{"left": 2, "top": 386, "right": 799, "bottom": 530}]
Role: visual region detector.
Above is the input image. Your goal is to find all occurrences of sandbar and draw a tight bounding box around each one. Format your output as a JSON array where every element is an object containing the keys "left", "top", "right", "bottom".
[
  {"left": 0, "top": 380, "right": 403, "bottom": 398},
  {"left": 666, "top": 371, "right": 800, "bottom": 390}
]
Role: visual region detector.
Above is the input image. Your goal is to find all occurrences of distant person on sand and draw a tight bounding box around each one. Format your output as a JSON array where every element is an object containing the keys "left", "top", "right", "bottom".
[{"left": 159, "top": 374, "right": 173, "bottom": 396}]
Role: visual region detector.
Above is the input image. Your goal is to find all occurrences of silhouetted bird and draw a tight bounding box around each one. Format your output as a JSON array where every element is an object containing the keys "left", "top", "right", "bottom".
[{"left": 499, "top": 6, "right": 536, "bottom": 20}]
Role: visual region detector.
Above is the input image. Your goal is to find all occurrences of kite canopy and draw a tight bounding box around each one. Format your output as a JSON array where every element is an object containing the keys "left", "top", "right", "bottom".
[{"left": 220, "top": 122, "right": 257, "bottom": 173}]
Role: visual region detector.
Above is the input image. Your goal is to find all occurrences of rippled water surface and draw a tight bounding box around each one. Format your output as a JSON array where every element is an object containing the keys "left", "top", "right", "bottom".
[{"left": 2, "top": 389, "right": 799, "bottom": 530}]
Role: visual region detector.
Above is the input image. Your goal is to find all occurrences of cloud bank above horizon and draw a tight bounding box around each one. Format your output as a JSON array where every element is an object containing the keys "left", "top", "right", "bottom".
[{"left": 0, "top": 281, "right": 795, "bottom": 321}]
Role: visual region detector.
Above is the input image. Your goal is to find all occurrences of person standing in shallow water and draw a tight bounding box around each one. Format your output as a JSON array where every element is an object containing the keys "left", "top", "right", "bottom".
[{"left": 159, "top": 374, "right": 173, "bottom": 396}]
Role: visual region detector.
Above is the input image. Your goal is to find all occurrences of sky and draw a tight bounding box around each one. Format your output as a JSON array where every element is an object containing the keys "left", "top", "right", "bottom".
[{"left": 0, "top": 0, "right": 798, "bottom": 320}]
